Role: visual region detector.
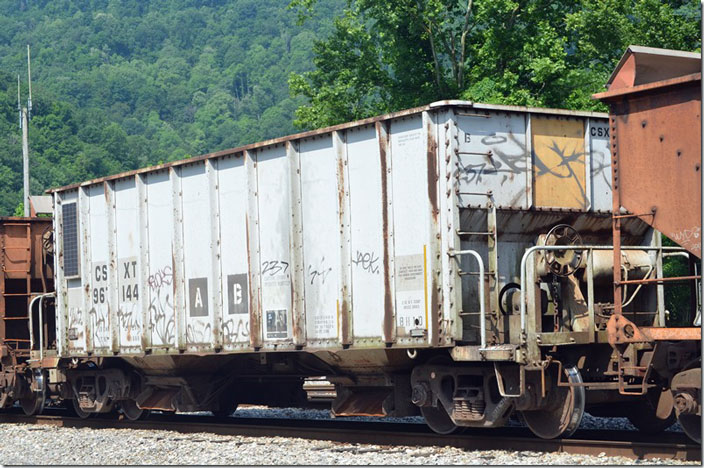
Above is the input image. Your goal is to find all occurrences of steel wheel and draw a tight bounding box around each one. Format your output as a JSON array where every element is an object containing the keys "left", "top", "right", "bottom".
[
  {"left": 121, "top": 399, "right": 149, "bottom": 421},
  {"left": 419, "top": 356, "right": 463, "bottom": 435},
  {"left": 20, "top": 371, "right": 46, "bottom": 416},
  {"left": 72, "top": 398, "right": 91, "bottom": 419},
  {"left": 211, "top": 403, "right": 238, "bottom": 418},
  {"left": 626, "top": 389, "right": 675, "bottom": 434},
  {"left": 678, "top": 413, "right": 701, "bottom": 443},
  {"left": 521, "top": 365, "right": 585, "bottom": 439},
  {"left": 20, "top": 392, "right": 44, "bottom": 416},
  {"left": 674, "top": 360, "right": 701, "bottom": 444},
  {"left": 421, "top": 402, "right": 463, "bottom": 435}
]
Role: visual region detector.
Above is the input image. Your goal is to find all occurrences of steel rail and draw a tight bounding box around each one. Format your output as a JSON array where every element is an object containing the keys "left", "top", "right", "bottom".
[{"left": 0, "top": 411, "right": 698, "bottom": 462}]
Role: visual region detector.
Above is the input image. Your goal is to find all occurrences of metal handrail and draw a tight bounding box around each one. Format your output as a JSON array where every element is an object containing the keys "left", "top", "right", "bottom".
[
  {"left": 449, "top": 249, "right": 486, "bottom": 348},
  {"left": 519, "top": 244, "right": 690, "bottom": 343},
  {"left": 27, "top": 292, "right": 54, "bottom": 359}
]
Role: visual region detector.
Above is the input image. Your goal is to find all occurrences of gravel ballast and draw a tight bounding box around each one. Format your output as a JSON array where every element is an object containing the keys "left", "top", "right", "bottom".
[{"left": 0, "top": 406, "right": 697, "bottom": 465}]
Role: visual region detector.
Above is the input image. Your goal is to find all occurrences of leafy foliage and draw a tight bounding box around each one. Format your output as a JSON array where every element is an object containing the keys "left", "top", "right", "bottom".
[
  {"left": 289, "top": 0, "right": 701, "bottom": 128},
  {"left": 0, "top": 0, "right": 341, "bottom": 215}
]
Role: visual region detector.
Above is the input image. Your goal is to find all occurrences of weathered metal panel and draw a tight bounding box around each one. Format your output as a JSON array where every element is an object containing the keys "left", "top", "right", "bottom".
[
  {"left": 217, "top": 155, "right": 251, "bottom": 349},
  {"left": 334, "top": 131, "right": 353, "bottom": 347},
  {"left": 245, "top": 151, "right": 262, "bottom": 349},
  {"left": 114, "top": 178, "right": 143, "bottom": 352},
  {"left": 286, "top": 142, "right": 306, "bottom": 347},
  {"left": 300, "top": 135, "right": 340, "bottom": 344},
  {"left": 180, "top": 162, "right": 213, "bottom": 349},
  {"left": 347, "top": 125, "right": 386, "bottom": 342},
  {"left": 532, "top": 116, "right": 587, "bottom": 210},
  {"left": 597, "top": 74, "right": 702, "bottom": 257},
  {"left": 145, "top": 170, "right": 176, "bottom": 349},
  {"left": 78, "top": 187, "right": 92, "bottom": 352},
  {"left": 0, "top": 216, "right": 54, "bottom": 361},
  {"left": 256, "top": 145, "right": 294, "bottom": 345},
  {"left": 390, "top": 116, "right": 432, "bottom": 344},
  {"left": 87, "top": 185, "right": 110, "bottom": 350},
  {"left": 456, "top": 111, "right": 530, "bottom": 209},
  {"left": 59, "top": 190, "right": 86, "bottom": 355},
  {"left": 587, "top": 118, "right": 613, "bottom": 212}
]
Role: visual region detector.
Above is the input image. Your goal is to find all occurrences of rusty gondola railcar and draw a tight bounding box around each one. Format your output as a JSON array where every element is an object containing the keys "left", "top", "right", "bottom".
[
  {"left": 0, "top": 46, "right": 699, "bottom": 443},
  {"left": 594, "top": 45, "right": 702, "bottom": 442},
  {"left": 0, "top": 215, "right": 54, "bottom": 413}
]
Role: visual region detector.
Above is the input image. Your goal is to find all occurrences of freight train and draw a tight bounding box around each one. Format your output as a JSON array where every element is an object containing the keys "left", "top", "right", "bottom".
[{"left": 0, "top": 46, "right": 700, "bottom": 442}]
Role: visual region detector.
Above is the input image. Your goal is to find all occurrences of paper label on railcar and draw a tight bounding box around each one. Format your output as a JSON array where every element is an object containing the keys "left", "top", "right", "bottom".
[
  {"left": 265, "top": 309, "right": 288, "bottom": 339},
  {"left": 395, "top": 254, "right": 426, "bottom": 333}
]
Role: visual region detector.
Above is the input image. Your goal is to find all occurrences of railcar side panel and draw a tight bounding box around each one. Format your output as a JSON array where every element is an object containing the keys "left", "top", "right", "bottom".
[
  {"left": 256, "top": 145, "right": 294, "bottom": 347},
  {"left": 300, "top": 136, "right": 341, "bottom": 345},
  {"left": 145, "top": 170, "right": 176, "bottom": 349},
  {"left": 217, "top": 155, "right": 251, "bottom": 349},
  {"left": 389, "top": 116, "right": 433, "bottom": 345},
  {"left": 114, "top": 178, "right": 143, "bottom": 353},
  {"left": 88, "top": 184, "right": 110, "bottom": 351},
  {"left": 347, "top": 125, "right": 386, "bottom": 342}
]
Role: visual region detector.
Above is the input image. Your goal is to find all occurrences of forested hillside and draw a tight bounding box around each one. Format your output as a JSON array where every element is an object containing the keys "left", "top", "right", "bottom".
[{"left": 0, "top": 0, "right": 341, "bottom": 215}]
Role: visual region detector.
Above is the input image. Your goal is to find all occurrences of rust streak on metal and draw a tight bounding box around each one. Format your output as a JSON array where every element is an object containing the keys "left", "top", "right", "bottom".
[
  {"left": 245, "top": 215, "right": 261, "bottom": 349},
  {"left": 376, "top": 121, "right": 394, "bottom": 344},
  {"left": 425, "top": 116, "right": 440, "bottom": 346},
  {"left": 426, "top": 117, "right": 439, "bottom": 220},
  {"left": 336, "top": 137, "right": 351, "bottom": 346}
]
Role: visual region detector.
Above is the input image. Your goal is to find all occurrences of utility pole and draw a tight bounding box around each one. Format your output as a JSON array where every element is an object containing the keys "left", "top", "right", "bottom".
[
  {"left": 21, "top": 106, "right": 29, "bottom": 217},
  {"left": 19, "top": 45, "right": 32, "bottom": 217}
]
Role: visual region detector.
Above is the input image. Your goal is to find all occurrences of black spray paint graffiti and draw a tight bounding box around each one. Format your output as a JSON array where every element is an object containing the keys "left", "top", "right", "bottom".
[
  {"left": 88, "top": 307, "right": 110, "bottom": 348},
  {"left": 67, "top": 307, "right": 84, "bottom": 344},
  {"left": 186, "top": 322, "right": 212, "bottom": 343},
  {"left": 117, "top": 302, "right": 141, "bottom": 343},
  {"left": 223, "top": 317, "right": 249, "bottom": 342},
  {"left": 351, "top": 250, "right": 380, "bottom": 274},
  {"left": 308, "top": 256, "right": 333, "bottom": 285},
  {"left": 458, "top": 132, "right": 611, "bottom": 204},
  {"left": 262, "top": 260, "right": 289, "bottom": 277},
  {"left": 148, "top": 265, "right": 175, "bottom": 345}
]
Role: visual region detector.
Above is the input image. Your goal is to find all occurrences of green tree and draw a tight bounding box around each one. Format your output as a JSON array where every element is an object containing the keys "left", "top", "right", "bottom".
[{"left": 289, "top": 0, "right": 701, "bottom": 128}]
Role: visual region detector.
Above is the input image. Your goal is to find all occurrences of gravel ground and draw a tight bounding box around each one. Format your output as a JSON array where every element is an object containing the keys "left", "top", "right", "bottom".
[
  {"left": 228, "top": 405, "right": 684, "bottom": 433},
  {"left": 0, "top": 422, "right": 697, "bottom": 465},
  {"left": 0, "top": 407, "right": 696, "bottom": 465}
]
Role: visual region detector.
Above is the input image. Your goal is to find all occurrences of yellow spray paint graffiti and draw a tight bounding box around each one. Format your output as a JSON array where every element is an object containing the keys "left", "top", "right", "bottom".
[{"left": 532, "top": 117, "right": 587, "bottom": 209}]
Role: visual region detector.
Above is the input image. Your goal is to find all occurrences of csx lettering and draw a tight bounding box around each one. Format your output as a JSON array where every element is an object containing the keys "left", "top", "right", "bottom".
[
  {"left": 123, "top": 260, "right": 137, "bottom": 279},
  {"left": 95, "top": 265, "right": 108, "bottom": 282},
  {"left": 590, "top": 126, "right": 610, "bottom": 138}
]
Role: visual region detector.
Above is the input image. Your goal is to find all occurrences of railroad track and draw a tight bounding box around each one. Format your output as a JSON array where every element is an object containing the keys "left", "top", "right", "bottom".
[{"left": 0, "top": 410, "right": 699, "bottom": 462}]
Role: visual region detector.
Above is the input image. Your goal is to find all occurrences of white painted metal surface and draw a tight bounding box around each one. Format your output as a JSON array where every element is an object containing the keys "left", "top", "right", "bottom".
[{"left": 51, "top": 102, "right": 613, "bottom": 357}]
